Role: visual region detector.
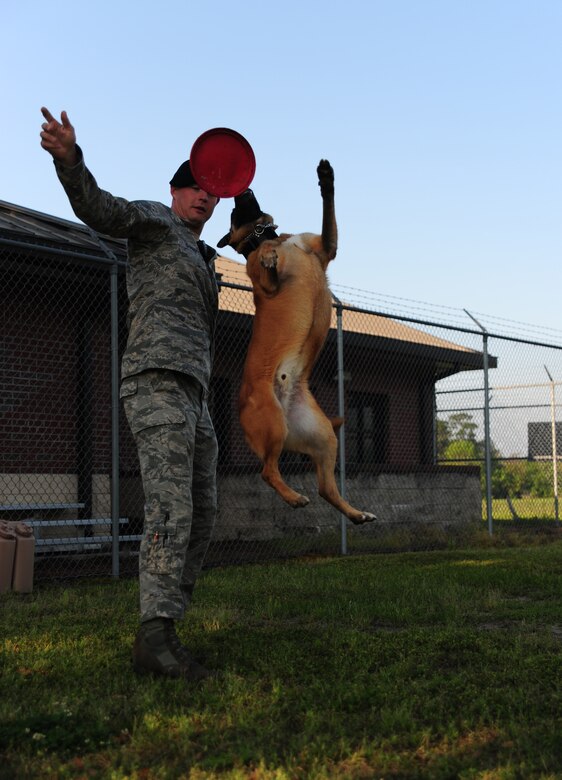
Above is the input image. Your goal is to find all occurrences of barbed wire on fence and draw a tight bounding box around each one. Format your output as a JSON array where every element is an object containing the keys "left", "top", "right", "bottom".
[{"left": 332, "top": 282, "right": 562, "bottom": 346}]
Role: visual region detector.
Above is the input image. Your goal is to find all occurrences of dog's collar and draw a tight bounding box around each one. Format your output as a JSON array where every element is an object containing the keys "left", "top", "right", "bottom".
[{"left": 238, "top": 222, "right": 278, "bottom": 258}]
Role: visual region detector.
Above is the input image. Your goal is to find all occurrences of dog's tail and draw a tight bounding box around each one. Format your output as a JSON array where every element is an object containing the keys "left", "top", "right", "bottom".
[{"left": 330, "top": 417, "right": 344, "bottom": 432}]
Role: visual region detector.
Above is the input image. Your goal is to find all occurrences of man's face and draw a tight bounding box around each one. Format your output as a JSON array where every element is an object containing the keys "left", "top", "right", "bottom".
[{"left": 171, "top": 185, "right": 219, "bottom": 235}]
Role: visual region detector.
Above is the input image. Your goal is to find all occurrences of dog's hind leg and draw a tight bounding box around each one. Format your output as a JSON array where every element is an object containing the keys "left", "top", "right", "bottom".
[
  {"left": 313, "top": 446, "right": 377, "bottom": 525},
  {"left": 262, "top": 452, "right": 310, "bottom": 509},
  {"left": 240, "top": 389, "right": 310, "bottom": 509},
  {"left": 287, "top": 394, "right": 376, "bottom": 524}
]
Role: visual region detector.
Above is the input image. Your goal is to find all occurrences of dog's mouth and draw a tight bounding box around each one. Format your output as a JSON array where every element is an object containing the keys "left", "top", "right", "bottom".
[
  {"left": 217, "top": 219, "right": 278, "bottom": 254},
  {"left": 217, "top": 188, "right": 273, "bottom": 250}
]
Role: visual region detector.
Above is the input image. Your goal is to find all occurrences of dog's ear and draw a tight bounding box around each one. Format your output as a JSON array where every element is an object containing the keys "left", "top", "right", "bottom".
[
  {"left": 230, "top": 189, "right": 264, "bottom": 225},
  {"left": 217, "top": 189, "right": 266, "bottom": 248}
]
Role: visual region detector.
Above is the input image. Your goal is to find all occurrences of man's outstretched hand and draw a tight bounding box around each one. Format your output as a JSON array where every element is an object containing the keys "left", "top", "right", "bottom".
[{"left": 40, "top": 107, "right": 78, "bottom": 166}]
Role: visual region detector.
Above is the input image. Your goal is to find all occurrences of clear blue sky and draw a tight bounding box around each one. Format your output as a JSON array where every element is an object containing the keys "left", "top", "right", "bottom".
[{"left": 4, "top": 0, "right": 562, "bottom": 334}]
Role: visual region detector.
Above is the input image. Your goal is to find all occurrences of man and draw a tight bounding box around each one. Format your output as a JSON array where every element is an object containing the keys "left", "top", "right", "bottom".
[{"left": 40, "top": 107, "right": 220, "bottom": 680}]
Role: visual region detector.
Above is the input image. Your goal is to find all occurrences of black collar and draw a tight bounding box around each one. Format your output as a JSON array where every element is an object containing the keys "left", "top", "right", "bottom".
[{"left": 237, "top": 223, "right": 278, "bottom": 258}]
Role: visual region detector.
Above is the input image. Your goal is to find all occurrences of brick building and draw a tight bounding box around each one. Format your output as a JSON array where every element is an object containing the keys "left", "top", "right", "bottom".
[{"left": 0, "top": 200, "right": 491, "bottom": 553}]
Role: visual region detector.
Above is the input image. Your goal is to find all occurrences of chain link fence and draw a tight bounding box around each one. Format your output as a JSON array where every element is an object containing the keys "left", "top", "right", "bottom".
[
  {"left": 2, "top": 204, "right": 561, "bottom": 580},
  {"left": 436, "top": 335, "right": 562, "bottom": 530}
]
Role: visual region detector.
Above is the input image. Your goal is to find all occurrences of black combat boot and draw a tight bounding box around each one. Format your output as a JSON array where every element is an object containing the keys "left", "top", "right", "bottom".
[{"left": 132, "top": 617, "right": 212, "bottom": 680}]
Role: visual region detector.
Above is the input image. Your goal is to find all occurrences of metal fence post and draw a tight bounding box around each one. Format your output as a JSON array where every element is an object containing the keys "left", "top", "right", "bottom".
[
  {"left": 465, "top": 311, "right": 493, "bottom": 535},
  {"left": 432, "top": 392, "right": 438, "bottom": 464},
  {"left": 110, "top": 259, "right": 120, "bottom": 576},
  {"left": 544, "top": 366, "right": 560, "bottom": 525},
  {"left": 88, "top": 229, "right": 122, "bottom": 576},
  {"left": 332, "top": 293, "right": 348, "bottom": 555}
]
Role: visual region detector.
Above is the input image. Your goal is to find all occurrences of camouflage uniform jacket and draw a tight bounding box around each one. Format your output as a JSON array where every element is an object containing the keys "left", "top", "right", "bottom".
[{"left": 54, "top": 148, "right": 218, "bottom": 390}]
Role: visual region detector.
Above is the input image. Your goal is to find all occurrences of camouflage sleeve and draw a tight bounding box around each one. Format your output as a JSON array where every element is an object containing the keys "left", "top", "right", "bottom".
[{"left": 54, "top": 145, "right": 168, "bottom": 239}]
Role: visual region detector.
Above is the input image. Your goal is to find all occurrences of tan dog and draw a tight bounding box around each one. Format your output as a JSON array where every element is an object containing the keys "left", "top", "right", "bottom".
[{"left": 218, "top": 161, "right": 376, "bottom": 524}]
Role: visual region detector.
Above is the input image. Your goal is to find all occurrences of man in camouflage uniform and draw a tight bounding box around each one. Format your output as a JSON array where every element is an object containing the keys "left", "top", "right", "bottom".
[{"left": 40, "top": 107, "right": 220, "bottom": 680}]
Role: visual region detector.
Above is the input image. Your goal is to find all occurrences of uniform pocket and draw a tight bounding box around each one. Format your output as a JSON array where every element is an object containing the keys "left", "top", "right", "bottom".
[
  {"left": 123, "top": 371, "right": 186, "bottom": 435},
  {"left": 130, "top": 406, "right": 185, "bottom": 436}
]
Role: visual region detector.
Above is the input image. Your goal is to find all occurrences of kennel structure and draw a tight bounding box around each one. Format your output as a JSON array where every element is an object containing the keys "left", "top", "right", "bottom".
[{"left": 0, "top": 200, "right": 490, "bottom": 566}]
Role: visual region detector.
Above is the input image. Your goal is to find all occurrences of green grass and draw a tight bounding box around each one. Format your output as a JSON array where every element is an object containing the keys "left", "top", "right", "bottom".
[
  {"left": 2, "top": 538, "right": 562, "bottom": 778},
  {"left": 486, "top": 496, "right": 561, "bottom": 521}
]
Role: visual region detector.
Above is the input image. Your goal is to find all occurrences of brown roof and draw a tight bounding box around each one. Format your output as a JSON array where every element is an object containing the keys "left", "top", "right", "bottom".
[{"left": 216, "top": 255, "right": 479, "bottom": 358}]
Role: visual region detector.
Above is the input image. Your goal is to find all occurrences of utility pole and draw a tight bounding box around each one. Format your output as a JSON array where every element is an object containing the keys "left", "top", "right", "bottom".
[
  {"left": 544, "top": 365, "right": 559, "bottom": 524},
  {"left": 465, "top": 310, "right": 493, "bottom": 536}
]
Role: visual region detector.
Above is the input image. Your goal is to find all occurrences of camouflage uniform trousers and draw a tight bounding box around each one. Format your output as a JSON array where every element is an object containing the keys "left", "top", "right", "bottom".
[{"left": 120, "top": 369, "right": 218, "bottom": 622}]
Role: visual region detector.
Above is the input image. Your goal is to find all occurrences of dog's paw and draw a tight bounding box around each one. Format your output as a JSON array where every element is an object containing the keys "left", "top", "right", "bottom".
[
  {"left": 350, "top": 510, "right": 377, "bottom": 525},
  {"left": 260, "top": 248, "right": 278, "bottom": 269},
  {"left": 290, "top": 494, "right": 310, "bottom": 509},
  {"left": 317, "top": 159, "right": 334, "bottom": 197}
]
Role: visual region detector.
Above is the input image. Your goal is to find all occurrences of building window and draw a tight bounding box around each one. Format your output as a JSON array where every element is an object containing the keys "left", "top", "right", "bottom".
[{"left": 346, "top": 392, "right": 389, "bottom": 471}]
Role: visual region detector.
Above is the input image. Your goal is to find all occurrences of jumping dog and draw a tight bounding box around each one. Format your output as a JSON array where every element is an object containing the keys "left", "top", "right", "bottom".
[{"left": 218, "top": 161, "right": 376, "bottom": 524}]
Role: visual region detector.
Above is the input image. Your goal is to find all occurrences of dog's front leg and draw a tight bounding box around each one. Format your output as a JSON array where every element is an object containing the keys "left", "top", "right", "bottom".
[
  {"left": 317, "top": 159, "right": 337, "bottom": 262},
  {"left": 258, "top": 246, "right": 279, "bottom": 295}
]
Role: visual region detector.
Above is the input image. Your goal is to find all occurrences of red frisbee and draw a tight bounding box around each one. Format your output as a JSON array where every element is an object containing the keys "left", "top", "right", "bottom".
[{"left": 190, "top": 128, "right": 256, "bottom": 198}]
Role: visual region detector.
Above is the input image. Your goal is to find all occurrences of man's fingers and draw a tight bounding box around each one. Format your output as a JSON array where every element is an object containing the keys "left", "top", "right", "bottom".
[
  {"left": 41, "top": 106, "right": 55, "bottom": 123},
  {"left": 40, "top": 106, "right": 72, "bottom": 132},
  {"left": 40, "top": 106, "right": 76, "bottom": 162}
]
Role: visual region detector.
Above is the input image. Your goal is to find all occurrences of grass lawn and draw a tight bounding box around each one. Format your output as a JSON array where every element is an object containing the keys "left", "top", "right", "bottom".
[
  {"left": 487, "top": 496, "right": 560, "bottom": 521},
  {"left": 1, "top": 537, "right": 562, "bottom": 778}
]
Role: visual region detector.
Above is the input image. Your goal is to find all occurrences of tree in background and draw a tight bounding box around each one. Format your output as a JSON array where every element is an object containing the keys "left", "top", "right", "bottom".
[
  {"left": 438, "top": 412, "right": 478, "bottom": 452},
  {"left": 438, "top": 412, "right": 484, "bottom": 464},
  {"left": 438, "top": 411, "right": 558, "bottom": 501},
  {"left": 438, "top": 412, "right": 503, "bottom": 495}
]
